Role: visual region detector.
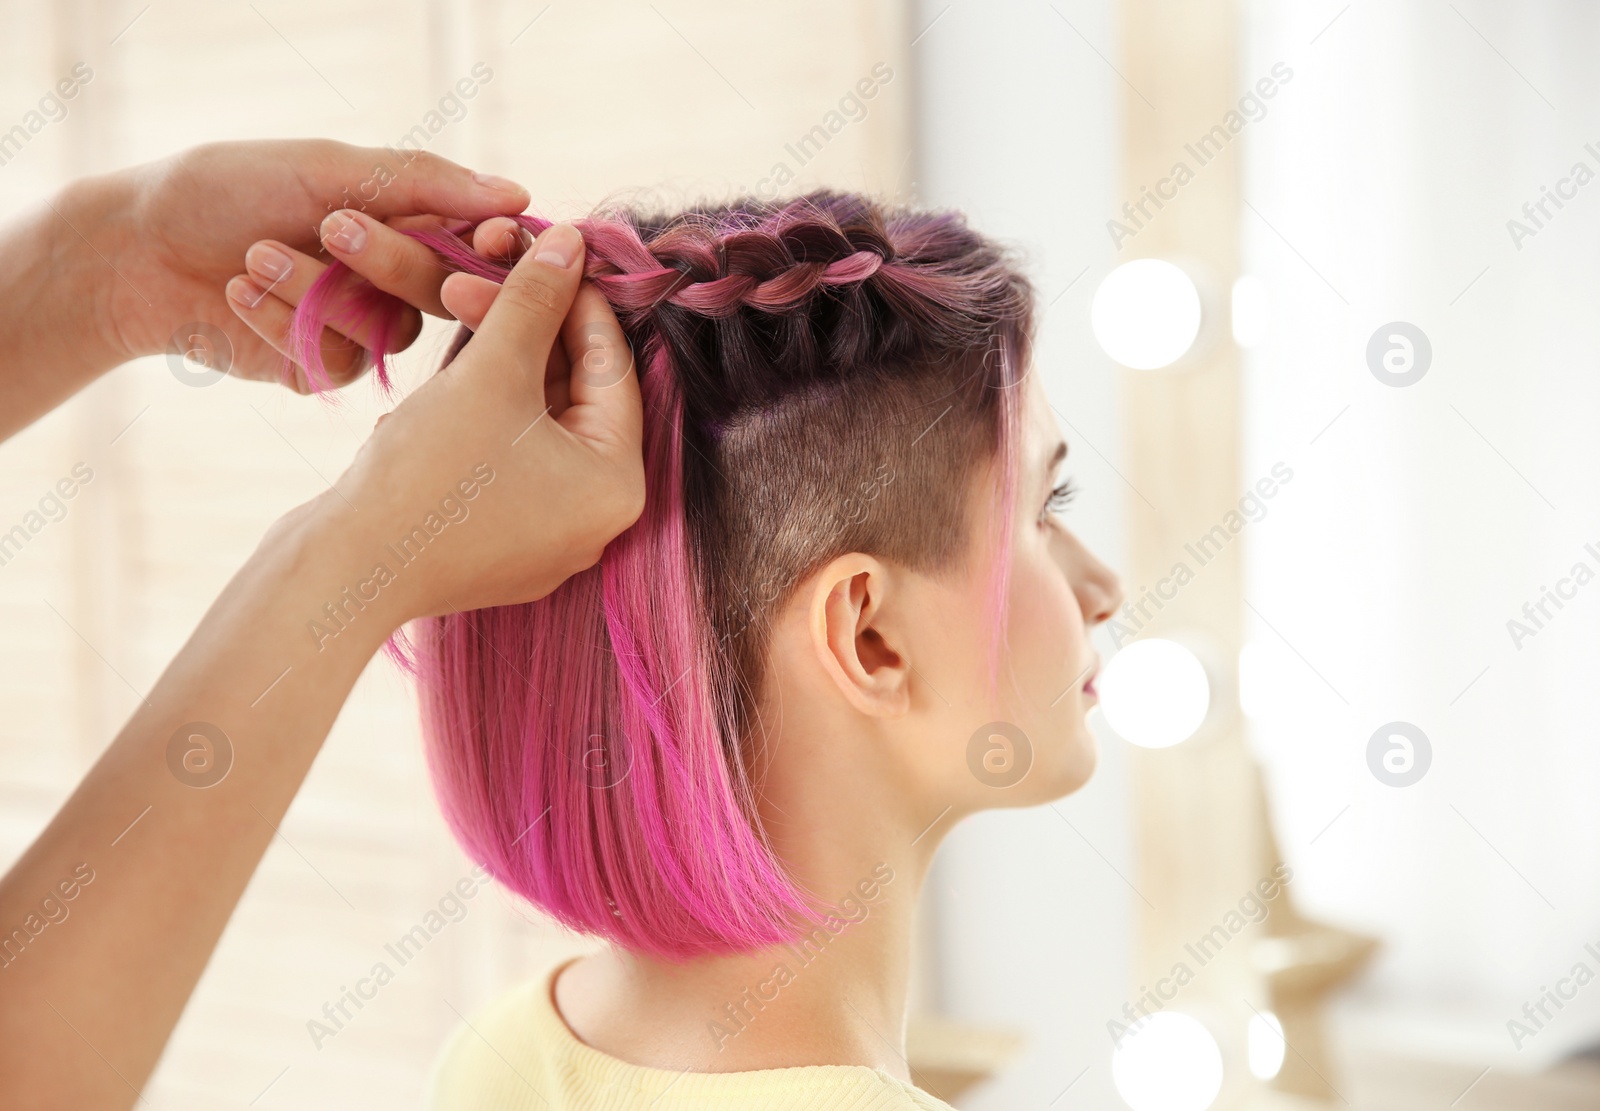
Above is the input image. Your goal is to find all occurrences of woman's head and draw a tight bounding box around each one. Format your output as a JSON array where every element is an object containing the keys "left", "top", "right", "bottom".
[{"left": 292, "top": 190, "right": 1120, "bottom": 960}]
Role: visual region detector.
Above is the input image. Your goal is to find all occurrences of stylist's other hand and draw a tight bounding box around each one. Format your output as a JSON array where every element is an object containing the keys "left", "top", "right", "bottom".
[
  {"left": 303, "top": 222, "right": 646, "bottom": 617},
  {"left": 77, "top": 138, "right": 530, "bottom": 391}
]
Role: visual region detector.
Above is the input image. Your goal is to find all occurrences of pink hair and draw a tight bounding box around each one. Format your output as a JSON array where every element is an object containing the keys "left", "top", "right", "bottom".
[{"left": 288, "top": 193, "right": 1034, "bottom": 959}]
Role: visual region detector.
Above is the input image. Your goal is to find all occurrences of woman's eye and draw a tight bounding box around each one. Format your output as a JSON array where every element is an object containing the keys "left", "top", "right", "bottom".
[{"left": 1042, "top": 478, "right": 1078, "bottom": 521}]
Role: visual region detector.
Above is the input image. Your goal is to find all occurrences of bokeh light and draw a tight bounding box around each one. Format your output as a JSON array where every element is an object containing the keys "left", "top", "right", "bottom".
[
  {"left": 1097, "top": 638, "right": 1212, "bottom": 749},
  {"left": 1092, "top": 259, "right": 1204, "bottom": 370},
  {"left": 1111, "top": 1011, "right": 1225, "bottom": 1111},
  {"left": 1247, "top": 1011, "right": 1287, "bottom": 1080}
]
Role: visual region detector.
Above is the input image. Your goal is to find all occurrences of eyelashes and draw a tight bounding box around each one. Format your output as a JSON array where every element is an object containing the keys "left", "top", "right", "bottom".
[{"left": 1043, "top": 477, "right": 1078, "bottom": 520}]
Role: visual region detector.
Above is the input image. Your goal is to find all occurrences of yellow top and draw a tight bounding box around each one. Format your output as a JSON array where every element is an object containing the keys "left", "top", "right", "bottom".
[{"left": 427, "top": 959, "right": 955, "bottom": 1111}]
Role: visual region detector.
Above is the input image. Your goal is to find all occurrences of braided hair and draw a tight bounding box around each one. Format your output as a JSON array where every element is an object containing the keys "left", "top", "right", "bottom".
[{"left": 290, "top": 191, "right": 1036, "bottom": 960}]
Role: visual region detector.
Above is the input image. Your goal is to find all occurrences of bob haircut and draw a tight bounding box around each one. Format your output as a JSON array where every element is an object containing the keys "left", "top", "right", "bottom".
[{"left": 290, "top": 191, "right": 1036, "bottom": 960}]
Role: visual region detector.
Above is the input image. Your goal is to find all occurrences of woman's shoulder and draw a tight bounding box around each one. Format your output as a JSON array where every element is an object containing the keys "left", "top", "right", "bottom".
[
  {"left": 879, "top": 1079, "right": 961, "bottom": 1110},
  {"left": 426, "top": 970, "right": 556, "bottom": 1111},
  {"left": 425, "top": 957, "right": 957, "bottom": 1111}
]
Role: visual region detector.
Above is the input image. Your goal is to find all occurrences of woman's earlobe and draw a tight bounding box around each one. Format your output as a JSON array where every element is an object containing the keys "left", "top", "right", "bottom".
[{"left": 810, "top": 557, "right": 912, "bottom": 717}]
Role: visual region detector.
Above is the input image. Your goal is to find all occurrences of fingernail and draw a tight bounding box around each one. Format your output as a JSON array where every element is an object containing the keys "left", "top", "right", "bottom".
[
  {"left": 246, "top": 243, "right": 293, "bottom": 284},
  {"left": 473, "top": 170, "right": 526, "bottom": 194},
  {"left": 534, "top": 223, "right": 581, "bottom": 269},
  {"left": 321, "top": 210, "right": 367, "bottom": 254},
  {"left": 227, "top": 276, "right": 267, "bottom": 309}
]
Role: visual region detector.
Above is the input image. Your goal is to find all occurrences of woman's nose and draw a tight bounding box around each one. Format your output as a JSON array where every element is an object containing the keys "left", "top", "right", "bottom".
[{"left": 1079, "top": 554, "right": 1124, "bottom": 627}]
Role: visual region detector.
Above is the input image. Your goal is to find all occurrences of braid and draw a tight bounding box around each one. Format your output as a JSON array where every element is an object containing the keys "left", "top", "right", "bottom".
[
  {"left": 287, "top": 191, "right": 1017, "bottom": 412},
  {"left": 547, "top": 200, "right": 899, "bottom": 324}
]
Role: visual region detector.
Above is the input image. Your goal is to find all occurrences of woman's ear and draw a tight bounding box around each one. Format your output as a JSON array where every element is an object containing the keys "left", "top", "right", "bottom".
[{"left": 808, "top": 554, "right": 911, "bottom": 717}]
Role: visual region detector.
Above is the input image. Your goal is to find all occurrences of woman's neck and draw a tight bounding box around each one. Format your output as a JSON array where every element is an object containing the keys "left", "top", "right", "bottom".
[
  {"left": 554, "top": 663, "right": 962, "bottom": 1077},
  {"left": 554, "top": 796, "right": 944, "bottom": 1078}
]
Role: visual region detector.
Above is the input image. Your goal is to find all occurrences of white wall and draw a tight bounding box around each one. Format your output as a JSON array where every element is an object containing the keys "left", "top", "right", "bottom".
[
  {"left": 913, "top": 2, "right": 1133, "bottom": 1106},
  {"left": 1240, "top": 0, "right": 1600, "bottom": 1071}
]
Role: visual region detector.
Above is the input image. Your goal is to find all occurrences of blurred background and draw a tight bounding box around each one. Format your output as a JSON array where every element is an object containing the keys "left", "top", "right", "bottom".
[{"left": 1, "top": 1, "right": 1596, "bottom": 1108}]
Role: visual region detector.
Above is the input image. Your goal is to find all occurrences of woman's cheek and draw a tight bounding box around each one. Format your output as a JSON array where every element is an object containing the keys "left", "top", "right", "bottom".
[{"left": 1009, "top": 545, "right": 1084, "bottom": 702}]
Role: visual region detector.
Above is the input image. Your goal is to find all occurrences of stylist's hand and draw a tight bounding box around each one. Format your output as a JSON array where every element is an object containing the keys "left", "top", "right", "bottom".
[
  {"left": 84, "top": 138, "right": 531, "bottom": 391},
  {"left": 304, "top": 222, "right": 646, "bottom": 617}
]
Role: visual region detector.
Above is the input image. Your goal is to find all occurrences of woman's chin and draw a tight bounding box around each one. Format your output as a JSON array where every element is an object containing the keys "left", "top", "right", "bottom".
[{"left": 984, "top": 723, "right": 1098, "bottom": 808}]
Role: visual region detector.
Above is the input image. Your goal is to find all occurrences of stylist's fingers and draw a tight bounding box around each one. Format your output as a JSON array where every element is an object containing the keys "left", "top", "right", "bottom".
[
  {"left": 319, "top": 209, "right": 455, "bottom": 317},
  {"left": 472, "top": 217, "right": 530, "bottom": 260},
  {"left": 224, "top": 276, "right": 371, "bottom": 391},
  {"left": 355, "top": 148, "right": 529, "bottom": 223},
  {"left": 439, "top": 273, "right": 575, "bottom": 414},
  {"left": 557, "top": 285, "right": 642, "bottom": 452},
  {"left": 242, "top": 240, "right": 425, "bottom": 353},
  {"left": 463, "top": 223, "right": 586, "bottom": 406},
  {"left": 439, "top": 272, "right": 498, "bottom": 331}
]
